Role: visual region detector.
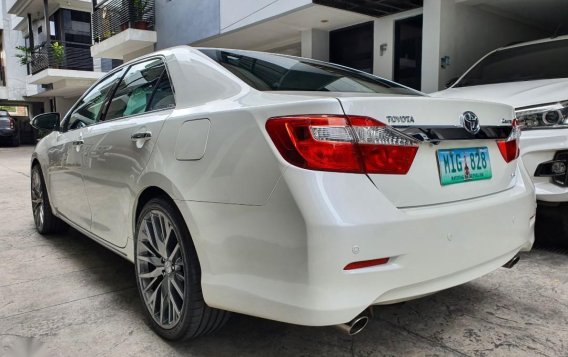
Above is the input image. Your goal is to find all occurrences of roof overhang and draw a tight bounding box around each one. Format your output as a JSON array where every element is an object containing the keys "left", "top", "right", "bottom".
[
  {"left": 8, "top": 0, "right": 92, "bottom": 18},
  {"left": 91, "top": 29, "right": 157, "bottom": 60},
  {"left": 313, "top": 0, "right": 423, "bottom": 17},
  {"left": 27, "top": 69, "right": 103, "bottom": 97},
  {"left": 194, "top": 4, "right": 375, "bottom": 52}
]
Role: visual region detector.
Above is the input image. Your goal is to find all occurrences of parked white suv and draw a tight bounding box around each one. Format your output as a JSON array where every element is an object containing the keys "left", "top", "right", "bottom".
[
  {"left": 433, "top": 36, "right": 568, "bottom": 244},
  {"left": 31, "top": 47, "right": 535, "bottom": 340}
]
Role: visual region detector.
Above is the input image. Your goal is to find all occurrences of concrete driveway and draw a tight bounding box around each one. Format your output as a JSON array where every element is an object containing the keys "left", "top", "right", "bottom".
[{"left": 1, "top": 145, "right": 567, "bottom": 357}]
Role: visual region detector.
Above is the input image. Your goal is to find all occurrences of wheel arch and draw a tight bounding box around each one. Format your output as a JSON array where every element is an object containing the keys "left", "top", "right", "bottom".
[
  {"left": 132, "top": 180, "right": 205, "bottom": 269},
  {"left": 31, "top": 157, "right": 40, "bottom": 168}
]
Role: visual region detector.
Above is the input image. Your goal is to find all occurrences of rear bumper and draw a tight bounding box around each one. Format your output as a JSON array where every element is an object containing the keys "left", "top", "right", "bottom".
[
  {"left": 177, "top": 164, "right": 535, "bottom": 326},
  {"left": 520, "top": 129, "right": 568, "bottom": 202},
  {"left": 0, "top": 128, "right": 15, "bottom": 137}
]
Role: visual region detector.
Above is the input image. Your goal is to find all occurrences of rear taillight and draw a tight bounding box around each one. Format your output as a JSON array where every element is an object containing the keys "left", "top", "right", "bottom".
[
  {"left": 8, "top": 118, "right": 14, "bottom": 130},
  {"left": 497, "top": 119, "right": 520, "bottom": 163},
  {"left": 265, "top": 115, "right": 419, "bottom": 174}
]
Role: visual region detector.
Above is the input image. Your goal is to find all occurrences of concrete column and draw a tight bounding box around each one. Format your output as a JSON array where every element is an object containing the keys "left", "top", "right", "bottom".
[
  {"left": 421, "top": 0, "right": 442, "bottom": 93},
  {"left": 301, "top": 29, "right": 329, "bottom": 61},
  {"left": 43, "top": 0, "right": 51, "bottom": 45}
]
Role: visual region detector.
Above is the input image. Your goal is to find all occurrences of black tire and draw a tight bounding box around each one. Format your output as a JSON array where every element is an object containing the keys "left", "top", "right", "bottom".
[
  {"left": 535, "top": 203, "right": 568, "bottom": 248},
  {"left": 31, "top": 164, "right": 67, "bottom": 234},
  {"left": 134, "top": 197, "right": 230, "bottom": 341}
]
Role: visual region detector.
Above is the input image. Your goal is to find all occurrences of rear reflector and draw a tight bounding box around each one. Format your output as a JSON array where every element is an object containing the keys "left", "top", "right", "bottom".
[
  {"left": 497, "top": 119, "right": 520, "bottom": 163},
  {"left": 344, "top": 258, "right": 390, "bottom": 270},
  {"left": 266, "top": 115, "right": 418, "bottom": 174}
]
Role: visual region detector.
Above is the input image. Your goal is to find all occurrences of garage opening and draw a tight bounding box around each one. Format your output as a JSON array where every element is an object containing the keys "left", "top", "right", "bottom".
[
  {"left": 394, "top": 14, "right": 423, "bottom": 90},
  {"left": 330, "top": 21, "right": 374, "bottom": 73}
]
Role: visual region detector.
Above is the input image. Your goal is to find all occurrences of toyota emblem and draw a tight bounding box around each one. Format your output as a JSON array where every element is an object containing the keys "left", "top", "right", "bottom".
[{"left": 460, "top": 111, "right": 480, "bottom": 134}]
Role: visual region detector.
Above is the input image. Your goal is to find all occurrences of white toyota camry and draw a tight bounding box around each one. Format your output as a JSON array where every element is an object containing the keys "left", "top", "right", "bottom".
[{"left": 30, "top": 47, "right": 535, "bottom": 340}]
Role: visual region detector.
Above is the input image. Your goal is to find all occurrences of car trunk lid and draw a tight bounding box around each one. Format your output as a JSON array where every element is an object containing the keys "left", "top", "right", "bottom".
[{"left": 338, "top": 96, "right": 517, "bottom": 208}]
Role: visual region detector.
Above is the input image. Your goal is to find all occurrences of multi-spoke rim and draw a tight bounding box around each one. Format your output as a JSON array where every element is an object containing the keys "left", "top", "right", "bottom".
[
  {"left": 31, "top": 169, "right": 44, "bottom": 229},
  {"left": 136, "top": 210, "right": 185, "bottom": 329}
]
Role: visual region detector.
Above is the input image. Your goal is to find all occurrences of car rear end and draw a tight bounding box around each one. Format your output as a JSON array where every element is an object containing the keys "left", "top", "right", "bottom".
[
  {"left": 0, "top": 112, "right": 16, "bottom": 142},
  {"left": 258, "top": 96, "right": 535, "bottom": 326},
  {"left": 189, "top": 48, "right": 535, "bottom": 327}
]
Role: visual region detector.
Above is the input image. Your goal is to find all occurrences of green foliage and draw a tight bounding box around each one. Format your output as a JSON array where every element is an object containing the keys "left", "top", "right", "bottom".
[
  {"left": 50, "top": 41, "right": 65, "bottom": 66},
  {"left": 133, "top": 0, "right": 150, "bottom": 21},
  {"left": 15, "top": 46, "right": 35, "bottom": 66}
]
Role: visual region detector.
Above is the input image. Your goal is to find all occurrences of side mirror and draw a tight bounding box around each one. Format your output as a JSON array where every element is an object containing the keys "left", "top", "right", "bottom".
[
  {"left": 31, "top": 112, "right": 60, "bottom": 131},
  {"left": 445, "top": 77, "right": 459, "bottom": 88}
]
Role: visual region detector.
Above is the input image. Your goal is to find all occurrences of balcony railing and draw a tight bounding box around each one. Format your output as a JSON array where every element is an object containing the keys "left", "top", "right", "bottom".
[
  {"left": 92, "top": 0, "right": 155, "bottom": 43},
  {"left": 30, "top": 42, "right": 94, "bottom": 75}
]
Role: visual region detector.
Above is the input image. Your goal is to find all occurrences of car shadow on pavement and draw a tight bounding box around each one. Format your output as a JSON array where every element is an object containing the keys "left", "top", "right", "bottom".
[{"left": 28, "top": 226, "right": 568, "bottom": 357}]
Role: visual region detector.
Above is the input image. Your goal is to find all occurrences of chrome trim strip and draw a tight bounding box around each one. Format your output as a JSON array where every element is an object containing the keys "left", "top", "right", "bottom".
[{"left": 393, "top": 125, "right": 512, "bottom": 143}]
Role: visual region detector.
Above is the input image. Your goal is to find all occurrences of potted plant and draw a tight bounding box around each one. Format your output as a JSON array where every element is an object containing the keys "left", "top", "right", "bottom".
[
  {"left": 133, "top": 0, "right": 151, "bottom": 30},
  {"left": 50, "top": 42, "right": 65, "bottom": 68}
]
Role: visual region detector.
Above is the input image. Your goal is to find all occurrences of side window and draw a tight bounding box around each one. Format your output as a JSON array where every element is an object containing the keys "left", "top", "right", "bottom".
[
  {"left": 103, "top": 58, "right": 173, "bottom": 121},
  {"left": 148, "top": 72, "right": 175, "bottom": 111},
  {"left": 66, "top": 68, "right": 125, "bottom": 131}
]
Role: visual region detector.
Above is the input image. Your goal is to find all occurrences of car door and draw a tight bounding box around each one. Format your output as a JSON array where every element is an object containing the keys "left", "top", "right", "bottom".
[
  {"left": 47, "top": 127, "right": 91, "bottom": 230},
  {"left": 47, "top": 69, "right": 126, "bottom": 230},
  {"left": 81, "top": 57, "right": 175, "bottom": 247}
]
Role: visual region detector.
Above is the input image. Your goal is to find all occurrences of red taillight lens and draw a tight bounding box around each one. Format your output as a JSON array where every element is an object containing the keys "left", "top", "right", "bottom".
[
  {"left": 497, "top": 119, "right": 520, "bottom": 163},
  {"left": 9, "top": 118, "right": 14, "bottom": 129},
  {"left": 265, "top": 115, "right": 418, "bottom": 174},
  {"left": 266, "top": 116, "right": 363, "bottom": 173},
  {"left": 497, "top": 139, "right": 519, "bottom": 163}
]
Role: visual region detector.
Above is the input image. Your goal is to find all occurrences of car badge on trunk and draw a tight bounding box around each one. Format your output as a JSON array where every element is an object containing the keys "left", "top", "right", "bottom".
[{"left": 460, "top": 111, "right": 480, "bottom": 134}]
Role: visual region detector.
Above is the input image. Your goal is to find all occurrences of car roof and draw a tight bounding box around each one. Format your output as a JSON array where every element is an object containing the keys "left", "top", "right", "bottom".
[{"left": 497, "top": 34, "right": 568, "bottom": 51}]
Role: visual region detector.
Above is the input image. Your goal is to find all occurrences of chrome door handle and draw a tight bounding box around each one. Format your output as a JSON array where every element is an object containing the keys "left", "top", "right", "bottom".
[
  {"left": 72, "top": 139, "right": 84, "bottom": 146},
  {"left": 131, "top": 131, "right": 152, "bottom": 141}
]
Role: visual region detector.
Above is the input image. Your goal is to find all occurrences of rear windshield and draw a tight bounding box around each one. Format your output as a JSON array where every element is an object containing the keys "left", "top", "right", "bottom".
[
  {"left": 455, "top": 39, "right": 568, "bottom": 87},
  {"left": 199, "top": 49, "right": 421, "bottom": 96}
]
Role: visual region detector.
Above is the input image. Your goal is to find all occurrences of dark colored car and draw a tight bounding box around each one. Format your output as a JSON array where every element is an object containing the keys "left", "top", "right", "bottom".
[{"left": 0, "top": 110, "right": 20, "bottom": 146}]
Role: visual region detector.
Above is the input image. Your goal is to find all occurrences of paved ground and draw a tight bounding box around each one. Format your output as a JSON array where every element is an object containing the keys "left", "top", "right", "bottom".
[{"left": 1, "top": 145, "right": 567, "bottom": 357}]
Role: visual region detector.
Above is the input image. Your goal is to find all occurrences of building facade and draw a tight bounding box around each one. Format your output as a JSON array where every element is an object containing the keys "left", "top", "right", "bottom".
[
  {"left": 1, "top": 0, "right": 566, "bottom": 143},
  {"left": 0, "top": 0, "right": 107, "bottom": 143},
  {"left": 90, "top": 0, "right": 566, "bottom": 93}
]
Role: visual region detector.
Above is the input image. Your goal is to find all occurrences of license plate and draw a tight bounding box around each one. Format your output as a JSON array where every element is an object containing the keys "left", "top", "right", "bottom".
[{"left": 437, "top": 147, "right": 492, "bottom": 186}]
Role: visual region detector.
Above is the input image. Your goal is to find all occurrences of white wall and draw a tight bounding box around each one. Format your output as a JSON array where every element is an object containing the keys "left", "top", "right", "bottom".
[
  {"left": 220, "top": 0, "right": 311, "bottom": 33},
  {"left": 422, "top": 0, "right": 548, "bottom": 93},
  {"left": 55, "top": 96, "right": 77, "bottom": 116},
  {"left": 2, "top": 11, "right": 36, "bottom": 100},
  {"left": 372, "top": 7, "right": 423, "bottom": 81}
]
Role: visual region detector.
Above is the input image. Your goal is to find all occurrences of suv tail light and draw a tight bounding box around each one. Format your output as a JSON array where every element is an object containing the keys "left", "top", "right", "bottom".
[
  {"left": 8, "top": 118, "right": 14, "bottom": 130},
  {"left": 265, "top": 115, "right": 419, "bottom": 174},
  {"left": 497, "top": 119, "right": 520, "bottom": 163}
]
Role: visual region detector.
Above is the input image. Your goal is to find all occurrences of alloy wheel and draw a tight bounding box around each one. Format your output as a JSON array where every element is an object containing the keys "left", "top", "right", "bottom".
[
  {"left": 136, "top": 210, "right": 185, "bottom": 329},
  {"left": 31, "top": 168, "right": 44, "bottom": 230}
]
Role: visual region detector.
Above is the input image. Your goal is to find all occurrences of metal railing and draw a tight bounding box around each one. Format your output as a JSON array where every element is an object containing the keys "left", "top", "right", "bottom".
[
  {"left": 30, "top": 42, "right": 94, "bottom": 75},
  {"left": 92, "top": 0, "right": 155, "bottom": 43}
]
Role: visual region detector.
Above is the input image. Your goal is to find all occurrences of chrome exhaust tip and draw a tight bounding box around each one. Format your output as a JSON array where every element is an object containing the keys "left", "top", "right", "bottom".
[
  {"left": 335, "top": 315, "right": 369, "bottom": 336},
  {"left": 502, "top": 255, "right": 520, "bottom": 269}
]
